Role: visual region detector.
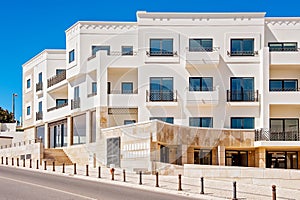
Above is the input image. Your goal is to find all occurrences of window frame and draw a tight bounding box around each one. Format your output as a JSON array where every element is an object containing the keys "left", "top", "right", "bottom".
[
  {"left": 26, "top": 106, "right": 31, "bottom": 116},
  {"left": 121, "top": 82, "right": 133, "bottom": 94},
  {"left": 189, "top": 77, "right": 213, "bottom": 92},
  {"left": 150, "top": 117, "right": 174, "bottom": 124},
  {"left": 230, "top": 38, "right": 255, "bottom": 56},
  {"left": 268, "top": 42, "right": 298, "bottom": 52},
  {"left": 189, "top": 117, "right": 213, "bottom": 128},
  {"left": 149, "top": 38, "right": 174, "bottom": 56},
  {"left": 189, "top": 38, "right": 213, "bottom": 52},
  {"left": 26, "top": 79, "right": 31, "bottom": 89},
  {"left": 69, "top": 49, "right": 75, "bottom": 63},
  {"left": 92, "top": 82, "right": 97, "bottom": 94},
  {"left": 269, "top": 79, "right": 298, "bottom": 91},
  {"left": 231, "top": 117, "right": 255, "bottom": 129},
  {"left": 92, "top": 45, "right": 110, "bottom": 56},
  {"left": 121, "top": 46, "right": 133, "bottom": 56}
]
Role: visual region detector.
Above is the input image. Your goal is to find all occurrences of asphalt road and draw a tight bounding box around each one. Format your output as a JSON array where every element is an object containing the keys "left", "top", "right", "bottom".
[{"left": 0, "top": 166, "right": 200, "bottom": 200}]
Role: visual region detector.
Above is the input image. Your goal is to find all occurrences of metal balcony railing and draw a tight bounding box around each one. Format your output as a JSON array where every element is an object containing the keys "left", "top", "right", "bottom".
[
  {"left": 146, "top": 90, "right": 177, "bottom": 102},
  {"left": 47, "top": 70, "right": 66, "bottom": 88},
  {"left": 227, "top": 90, "right": 259, "bottom": 102},
  {"left": 36, "top": 82, "right": 43, "bottom": 92},
  {"left": 109, "top": 89, "right": 138, "bottom": 94},
  {"left": 269, "top": 88, "right": 300, "bottom": 92},
  {"left": 227, "top": 50, "right": 258, "bottom": 56},
  {"left": 36, "top": 111, "right": 43, "bottom": 121},
  {"left": 146, "top": 51, "right": 178, "bottom": 56},
  {"left": 71, "top": 98, "right": 80, "bottom": 110},
  {"left": 255, "top": 128, "right": 300, "bottom": 141},
  {"left": 269, "top": 47, "right": 299, "bottom": 52},
  {"left": 47, "top": 102, "right": 68, "bottom": 112}
]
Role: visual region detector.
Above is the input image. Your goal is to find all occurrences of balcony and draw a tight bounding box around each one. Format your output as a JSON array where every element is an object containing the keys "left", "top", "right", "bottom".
[
  {"left": 186, "top": 47, "right": 220, "bottom": 68},
  {"left": 186, "top": 87, "right": 219, "bottom": 106},
  {"left": 255, "top": 129, "right": 299, "bottom": 141},
  {"left": 36, "top": 111, "right": 43, "bottom": 121},
  {"left": 227, "top": 90, "right": 259, "bottom": 106},
  {"left": 47, "top": 102, "right": 68, "bottom": 112},
  {"left": 36, "top": 82, "right": 43, "bottom": 92},
  {"left": 270, "top": 49, "right": 300, "bottom": 65},
  {"left": 47, "top": 70, "right": 66, "bottom": 88},
  {"left": 71, "top": 98, "right": 80, "bottom": 110},
  {"left": 108, "top": 90, "right": 138, "bottom": 107},
  {"left": 268, "top": 90, "right": 300, "bottom": 104},
  {"left": 227, "top": 50, "right": 258, "bottom": 56},
  {"left": 146, "top": 90, "right": 178, "bottom": 107}
]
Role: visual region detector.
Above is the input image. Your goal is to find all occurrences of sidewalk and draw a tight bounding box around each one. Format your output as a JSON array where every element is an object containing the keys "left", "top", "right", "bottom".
[{"left": 1, "top": 162, "right": 299, "bottom": 200}]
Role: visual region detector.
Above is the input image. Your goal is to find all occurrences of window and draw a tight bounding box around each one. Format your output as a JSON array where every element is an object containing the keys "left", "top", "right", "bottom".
[
  {"left": 122, "top": 46, "right": 133, "bottom": 56},
  {"left": 269, "top": 80, "right": 298, "bottom": 91},
  {"left": 189, "top": 117, "right": 213, "bottom": 128},
  {"left": 56, "top": 69, "right": 65, "bottom": 75},
  {"left": 122, "top": 82, "right": 133, "bottom": 94},
  {"left": 38, "top": 101, "right": 42, "bottom": 112},
  {"left": 194, "top": 149, "right": 212, "bottom": 165},
  {"left": 26, "top": 106, "right": 31, "bottom": 116},
  {"left": 26, "top": 79, "right": 31, "bottom": 89},
  {"left": 270, "top": 119, "right": 299, "bottom": 133},
  {"left": 226, "top": 150, "right": 248, "bottom": 167},
  {"left": 150, "top": 39, "right": 173, "bottom": 56},
  {"left": 150, "top": 117, "right": 174, "bottom": 124},
  {"left": 92, "top": 46, "right": 110, "bottom": 56},
  {"left": 38, "top": 72, "right": 42, "bottom": 83},
  {"left": 74, "top": 86, "right": 79, "bottom": 100},
  {"left": 189, "top": 39, "right": 213, "bottom": 52},
  {"left": 107, "top": 82, "right": 111, "bottom": 94},
  {"left": 92, "top": 82, "right": 97, "bottom": 94},
  {"left": 56, "top": 99, "right": 68, "bottom": 107},
  {"left": 189, "top": 77, "right": 213, "bottom": 91},
  {"left": 124, "top": 120, "right": 136, "bottom": 125},
  {"left": 268, "top": 42, "right": 298, "bottom": 52},
  {"left": 231, "top": 117, "right": 254, "bottom": 129},
  {"left": 231, "top": 39, "right": 254, "bottom": 56},
  {"left": 230, "top": 77, "right": 255, "bottom": 101},
  {"left": 69, "top": 49, "right": 75, "bottom": 63},
  {"left": 150, "top": 77, "right": 174, "bottom": 101}
]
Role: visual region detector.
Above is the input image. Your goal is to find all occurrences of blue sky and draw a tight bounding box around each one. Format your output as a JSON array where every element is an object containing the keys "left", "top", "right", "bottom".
[{"left": 0, "top": 0, "right": 299, "bottom": 121}]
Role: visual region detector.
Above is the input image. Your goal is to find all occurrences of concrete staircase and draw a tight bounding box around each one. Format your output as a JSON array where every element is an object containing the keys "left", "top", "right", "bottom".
[{"left": 43, "top": 149, "right": 73, "bottom": 165}]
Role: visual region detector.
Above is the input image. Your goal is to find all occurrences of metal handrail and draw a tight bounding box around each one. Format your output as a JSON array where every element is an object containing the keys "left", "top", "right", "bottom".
[
  {"left": 227, "top": 50, "right": 258, "bottom": 56},
  {"left": 36, "top": 111, "right": 43, "bottom": 121},
  {"left": 146, "top": 51, "right": 178, "bottom": 56},
  {"left": 47, "top": 102, "right": 68, "bottom": 112},
  {"left": 186, "top": 46, "right": 220, "bottom": 52},
  {"left": 36, "top": 82, "right": 43, "bottom": 92},
  {"left": 255, "top": 128, "right": 300, "bottom": 141},
  {"left": 227, "top": 90, "right": 259, "bottom": 102},
  {"left": 71, "top": 98, "right": 80, "bottom": 110},
  {"left": 47, "top": 70, "right": 66, "bottom": 88},
  {"left": 146, "top": 90, "right": 177, "bottom": 102}
]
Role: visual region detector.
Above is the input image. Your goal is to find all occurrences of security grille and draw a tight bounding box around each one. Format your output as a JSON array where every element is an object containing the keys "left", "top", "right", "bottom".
[{"left": 107, "top": 137, "right": 120, "bottom": 167}]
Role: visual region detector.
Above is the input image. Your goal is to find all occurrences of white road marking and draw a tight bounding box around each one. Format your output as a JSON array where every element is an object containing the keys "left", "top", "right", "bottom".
[{"left": 0, "top": 175, "right": 97, "bottom": 200}]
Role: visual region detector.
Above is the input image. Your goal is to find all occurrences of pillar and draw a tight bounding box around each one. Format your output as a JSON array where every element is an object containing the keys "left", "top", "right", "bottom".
[
  {"left": 44, "top": 123, "right": 49, "bottom": 149},
  {"left": 86, "top": 110, "right": 91, "bottom": 143},
  {"left": 257, "top": 148, "right": 266, "bottom": 168},
  {"left": 181, "top": 145, "right": 188, "bottom": 165},
  {"left": 67, "top": 116, "right": 73, "bottom": 147},
  {"left": 218, "top": 146, "right": 225, "bottom": 166}
]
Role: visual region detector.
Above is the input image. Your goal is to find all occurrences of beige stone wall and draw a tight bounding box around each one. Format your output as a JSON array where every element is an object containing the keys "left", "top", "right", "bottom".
[
  {"left": 0, "top": 138, "right": 12, "bottom": 147},
  {"left": 0, "top": 143, "right": 43, "bottom": 162}
]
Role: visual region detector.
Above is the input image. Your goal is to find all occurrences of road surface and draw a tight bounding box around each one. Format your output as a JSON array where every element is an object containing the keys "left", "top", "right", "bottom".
[{"left": 0, "top": 166, "right": 201, "bottom": 200}]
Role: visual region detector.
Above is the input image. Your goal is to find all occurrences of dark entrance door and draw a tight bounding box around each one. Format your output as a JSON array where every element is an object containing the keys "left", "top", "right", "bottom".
[
  {"left": 225, "top": 150, "right": 248, "bottom": 167},
  {"left": 160, "top": 145, "right": 169, "bottom": 163},
  {"left": 266, "top": 151, "right": 298, "bottom": 169},
  {"left": 107, "top": 137, "right": 120, "bottom": 167}
]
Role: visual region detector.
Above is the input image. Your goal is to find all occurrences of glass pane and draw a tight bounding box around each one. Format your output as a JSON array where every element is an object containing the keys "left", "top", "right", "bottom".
[
  {"left": 150, "top": 78, "right": 161, "bottom": 101},
  {"left": 201, "top": 117, "right": 213, "bottom": 128},
  {"left": 231, "top": 118, "right": 242, "bottom": 129},
  {"left": 162, "top": 39, "right": 173, "bottom": 54},
  {"left": 38, "top": 102, "right": 42, "bottom": 112},
  {"left": 38, "top": 73, "right": 42, "bottom": 82},
  {"left": 189, "top": 39, "right": 201, "bottom": 51},
  {"left": 284, "top": 80, "right": 297, "bottom": 91},
  {"left": 270, "top": 120, "right": 284, "bottom": 132},
  {"left": 122, "top": 46, "right": 133, "bottom": 55},
  {"left": 201, "top": 39, "right": 213, "bottom": 51},
  {"left": 162, "top": 78, "right": 173, "bottom": 101},
  {"left": 231, "top": 78, "right": 242, "bottom": 101},
  {"left": 243, "top": 78, "right": 254, "bottom": 101},
  {"left": 92, "top": 46, "right": 110, "bottom": 55},
  {"left": 92, "top": 82, "right": 97, "bottom": 94},
  {"left": 189, "top": 77, "right": 201, "bottom": 91},
  {"left": 150, "top": 39, "right": 161, "bottom": 54},
  {"left": 91, "top": 111, "right": 96, "bottom": 143},
  {"left": 73, "top": 114, "right": 86, "bottom": 145},
  {"left": 231, "top": 39, "right": 242, "bottom": 54},
  {"left": 269, "top": 43, "right": 283, "bottom": 51},
  {"left": 189, "top": 117, "right": 201, "bottom": 127},
  {"left": 243, "top": 39, "right": 254, "bottom": 52},
  {"left": 285, "top": 119, "right": 298, "bottom": 133},
  {"left": 202, "top": 77, "right": 213, "bottom": 91},
  {"left": 122, "top": 83, "right": 133, "bottom": 94},
  {"left": 74, "top": 86, "right": 79, "bottom": 99},
  {"left": 243, "top": 118, "right": 254, "bottom": 129},
  {"left": 270, "top": 80, "right": 283, "bottom": 91},
  {"left": 56, "top": 69, "right": 65, "bottom": 75},
  {"left": 124, "top": 120, "right": 136, "bottom": 125},
  {"left": 283, "top": 43, "right": 297, "bottom": 51}
]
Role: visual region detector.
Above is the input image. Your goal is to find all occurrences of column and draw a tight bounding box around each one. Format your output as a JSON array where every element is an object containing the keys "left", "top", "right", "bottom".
[
  {"left": 181, "top": 145, "right": 188, "bottom": 165},
  {"left": 257, "top": 148, "right": 266, "bottom": 168},
  {"left": 44, "top": 123, "right": 49, "bottom": 149},
  {"left": 67, "top": 116, "right": 73, "bottom": 147},
  {"left": 86, "top": 110, "right": 91, "bottom": 143},
  {"left": 218, "top": 146, "right": 225, "bottom": 166}
]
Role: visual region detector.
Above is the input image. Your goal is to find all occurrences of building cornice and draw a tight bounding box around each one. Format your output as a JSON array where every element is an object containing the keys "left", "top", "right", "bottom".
[
  {"left": 137, "top": 11, "right": 266, "bottom": 19},
  {"left": 22, "top": 49, "right": 66, "bottom": 68},
  {"left": 265, "top": 17, "right": 300, "bottom": 25}
]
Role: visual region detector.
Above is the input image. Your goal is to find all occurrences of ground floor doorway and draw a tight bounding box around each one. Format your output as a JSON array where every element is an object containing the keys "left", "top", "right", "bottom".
[
  {"left": 225, "top": 150, "right": 248, "bottom": 167},
  {"left": 266, "top": 151, "right": 298, "bottom": 169}
]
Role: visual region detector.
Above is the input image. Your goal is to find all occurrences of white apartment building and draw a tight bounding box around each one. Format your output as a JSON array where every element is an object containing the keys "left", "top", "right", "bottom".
[{"left": 22, "top": 11, "right": 300, "bottom": 172}]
